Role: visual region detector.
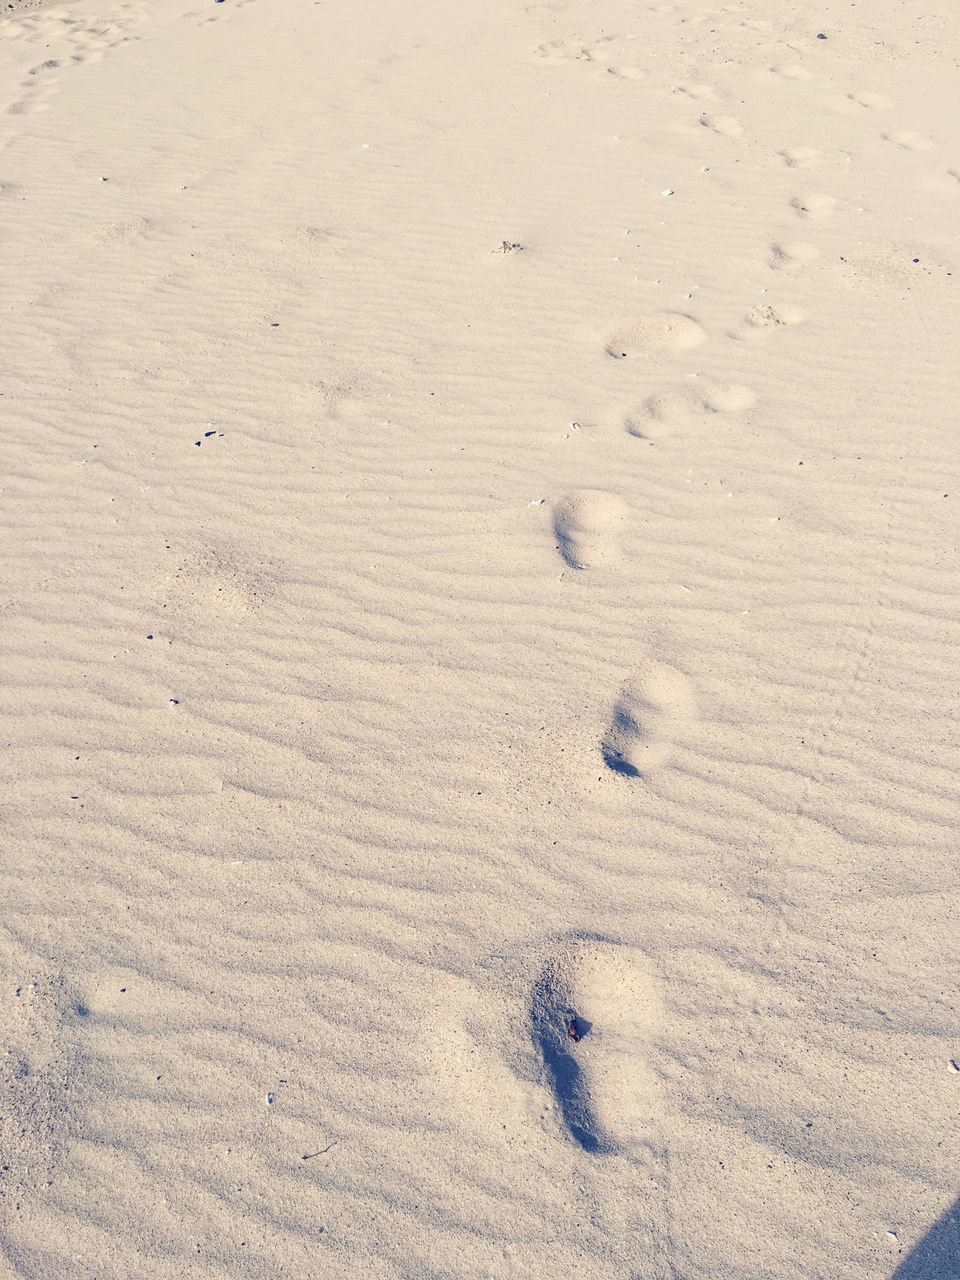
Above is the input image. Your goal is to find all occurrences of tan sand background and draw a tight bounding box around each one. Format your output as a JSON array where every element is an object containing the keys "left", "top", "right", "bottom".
[{"left": 1, "top": 0, "right": 958, "bottom": 1276}]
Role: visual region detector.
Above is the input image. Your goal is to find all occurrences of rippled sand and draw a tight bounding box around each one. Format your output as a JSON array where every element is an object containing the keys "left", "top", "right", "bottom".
[{"left": 1, "top": 0, "right": 958, "bottom": 1276}]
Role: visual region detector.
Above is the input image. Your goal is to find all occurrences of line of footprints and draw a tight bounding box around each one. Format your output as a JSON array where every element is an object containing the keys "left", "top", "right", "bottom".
[
  {"left": 551, "top": 300, "right": 747, "bottom": 788},
  {"left": 2, "top": 7, "right": 144, "bottom": 126},
  {"left": 528, "top": 41, "right": 950, "bottom": 1162},
  {"left": 538, "top": 309, "right": 709, "bottom": 1157},
  {"left": 534, "top": 312, "right": 788, "bottom": 1155}
]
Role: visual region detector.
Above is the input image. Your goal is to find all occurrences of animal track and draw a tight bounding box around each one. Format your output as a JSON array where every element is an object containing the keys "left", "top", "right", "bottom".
[
  {"left": 606, "top": 313, "right": 706, "bottom": 358},
  {"left": 553, "top": 490, "right": 627, "bottom": 569},
  {"left": 769, "top": 240, "right": 821, "bottom": 273},
  {"left": 791, "top": 191, "right": 836, "bottom": 220},
  {"left": 601, "top": 663, "right": 697, "bottom": 777},
  {"left": 531, "top": 938, "right": 663, "bottom": 1155}
]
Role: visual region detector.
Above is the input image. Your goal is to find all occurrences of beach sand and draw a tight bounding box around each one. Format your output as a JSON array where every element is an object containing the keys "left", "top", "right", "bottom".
[{"left": 1, "top": 0, "right": 958, "bottom": 1276}]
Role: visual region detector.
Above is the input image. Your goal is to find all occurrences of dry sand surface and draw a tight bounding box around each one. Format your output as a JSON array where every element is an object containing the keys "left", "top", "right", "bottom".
[{"left": 1, "top": 0, "right": 959, "bottom": 1276}]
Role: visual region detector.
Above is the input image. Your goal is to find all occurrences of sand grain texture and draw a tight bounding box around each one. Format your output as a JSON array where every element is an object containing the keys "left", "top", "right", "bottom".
[{"left": 1, "top": 0, "right": 959, "bottom": 1276}]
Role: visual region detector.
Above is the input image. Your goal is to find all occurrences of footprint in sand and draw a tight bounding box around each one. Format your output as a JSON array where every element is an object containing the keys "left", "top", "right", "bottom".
[
  {"left": 699, "top": 112, "right": 743, "bottom": 138},
  {"left": 780, "top": 146, "right": 819, "bottom": 169},
  {"left": 531, "top": 937, "right": 663, "bottom": 1155},
  {"left": 770, "top": 63, "right": 813, "bottom": 81},
  {"left": 848, "top": 91, "right": 892, "bottom": 110},
  {"left": 534, "top": 36, "right": 614, "bottom": 66},
  {"left": 625, "top": 382, "right": 756, "bottom": 440},
  {"left": 700, "top": 383, "right": 758, "bottom": 412},
  {"left": 606, "top": 312, "right": 706, "bottom": 359},
  {"left": 790, "top": 191, "right": 836, "bottom": 220},
  {"left": 675, "top": 83, "right": 714, "bottom": 100},
  {"left": 768, "top": 240, "right": 821, "bottom": 274},
  {"left": 882, "top": 130, "right": 935, "bottom": 152},
  {"left": 601, "top": 662, "right": 697, "bottom": 777},
  {"left": 731, "top": 302, "right": 805, "bottom": 340},
  {"left": 553, "top": 490, "right": 627, "bottom": 569},
  {"left": 0, "top": 970, "right": 90, "bottom": 1198},
  {"left": 534, "top": 39, "right": 594, "bottom": 64},
  {"left": 625, "top": 392, "right": 692, "bottom": 441}
]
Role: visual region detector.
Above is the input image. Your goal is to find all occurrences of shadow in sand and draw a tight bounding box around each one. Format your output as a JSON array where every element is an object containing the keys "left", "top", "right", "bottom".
[
  {"left": 532, "top": 1005, "right": 609, "bottom": 1154},
  {"left": 893, "top": 1196, "right": 960, "bottom": 1279}
]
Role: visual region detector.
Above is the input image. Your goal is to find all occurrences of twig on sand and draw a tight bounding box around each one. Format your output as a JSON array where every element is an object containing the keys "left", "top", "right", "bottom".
[{"left": 302, "top": 1144, "right": 337, "bottom": 1161}]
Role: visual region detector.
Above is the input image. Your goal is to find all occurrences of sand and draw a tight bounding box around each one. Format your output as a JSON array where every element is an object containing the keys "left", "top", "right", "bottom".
[{"left": 1, "top": 0, "right": 958, "bottom": 1276}]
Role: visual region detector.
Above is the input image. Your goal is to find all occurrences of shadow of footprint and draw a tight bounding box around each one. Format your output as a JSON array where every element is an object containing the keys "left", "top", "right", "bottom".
[{"left": 531, "top": 937, "right": 663, "bottom": 1156}]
